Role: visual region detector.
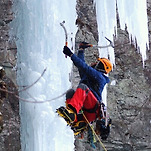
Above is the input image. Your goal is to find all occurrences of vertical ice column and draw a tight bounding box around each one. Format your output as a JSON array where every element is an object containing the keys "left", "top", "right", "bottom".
[
  {"left": 116, "top": 0, "right": 149, "bottom": 62},
  {"left": 11, "top": 0, "right": 77, "bottom": 151}
]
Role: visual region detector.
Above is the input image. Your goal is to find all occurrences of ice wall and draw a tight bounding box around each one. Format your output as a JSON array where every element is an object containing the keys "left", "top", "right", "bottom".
[
  {"left": 11, "top": 0, "right": 77, "bottom": 151},
  {"left": 117, "top": 0, "right": 149, "bottom": 62},
  {"left": 95, "top": 0, "right": 149, "bottom": 63},
  {"left": 95, "top": 0, "right": 116, "bottom": 65},
  {"left": 95, "top": 0, "right": 149, "bottom": 104}
]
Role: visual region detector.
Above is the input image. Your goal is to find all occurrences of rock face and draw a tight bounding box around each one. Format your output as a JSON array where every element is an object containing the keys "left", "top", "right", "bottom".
[
  {"left": 75, "top": 0, "right": 151, "bottom": 151},
  {"left": 107, "top": 29, "right": 151, "bottom": 151},
  {"left": 0, "top": 0, "right": 20, "bottom": 151},
  {"left": 106, "top": 1, "right": 151, "bottom": 150}
]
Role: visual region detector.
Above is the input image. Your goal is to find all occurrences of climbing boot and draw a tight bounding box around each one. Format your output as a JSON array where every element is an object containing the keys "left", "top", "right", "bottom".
[
  {"left": 56, "top": 106, "right": 76, "bottom": 125},
  {"left": 71, "top": 121, "right": 87, "bottom": 135}
]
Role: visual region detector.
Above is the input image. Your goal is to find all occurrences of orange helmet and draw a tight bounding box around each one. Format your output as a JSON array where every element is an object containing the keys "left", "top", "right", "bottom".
[{"left": 97, "top": 58, "right": 112, "bottom": 74}]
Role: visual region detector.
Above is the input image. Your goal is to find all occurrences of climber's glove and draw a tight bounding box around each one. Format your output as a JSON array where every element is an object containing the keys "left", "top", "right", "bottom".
[
  {"left": 79, "top": 42, "right": 92, "bottom": 49},
  {"left": 63, "top": 46, "right": 73, "bottom": 57}
]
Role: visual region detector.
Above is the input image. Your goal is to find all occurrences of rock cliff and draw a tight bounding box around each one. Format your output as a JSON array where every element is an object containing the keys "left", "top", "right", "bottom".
[
  {"left": 0, "top": 0, "right": 20, "bottom": 151},
  {"left": 75, "top": 0, "right": 151, "bottom": 151}
]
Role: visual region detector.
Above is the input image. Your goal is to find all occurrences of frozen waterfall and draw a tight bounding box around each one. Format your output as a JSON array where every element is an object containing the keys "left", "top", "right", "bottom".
[{"left": 10, "top": 0, "right": 148, "bottom": 151}]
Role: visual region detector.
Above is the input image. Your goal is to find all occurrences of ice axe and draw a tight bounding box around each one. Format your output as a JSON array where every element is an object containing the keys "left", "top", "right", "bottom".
[
  {"left": 105, "top": 37, "right": 114, "bottom": 48},
  {"left": 60, "top": 21, "right": 68, "bottom": 57},
  {"left": 90, "top": 37, "right": 114, "bottom": 49}
]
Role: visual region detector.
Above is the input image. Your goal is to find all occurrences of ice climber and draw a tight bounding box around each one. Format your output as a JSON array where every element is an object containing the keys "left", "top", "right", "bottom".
[{"left": 57, "top": 42, "right": 112, "bottom": 142}]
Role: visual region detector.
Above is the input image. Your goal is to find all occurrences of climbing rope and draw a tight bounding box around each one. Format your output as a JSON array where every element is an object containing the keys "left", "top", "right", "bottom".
[
  {"left": 81, "top": 110, "right": 108, "bottom": 151},
  {"left": 0, "top": 87, "right": 69, "bottom": 103}
]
